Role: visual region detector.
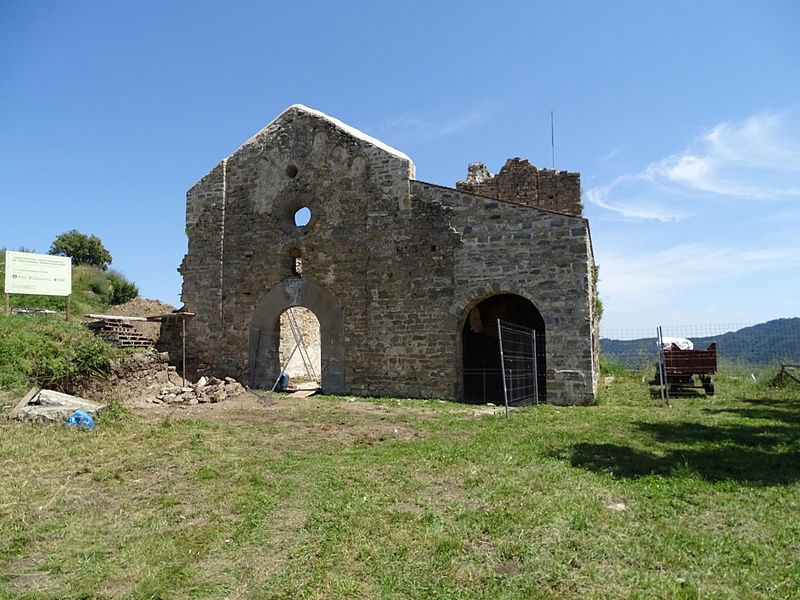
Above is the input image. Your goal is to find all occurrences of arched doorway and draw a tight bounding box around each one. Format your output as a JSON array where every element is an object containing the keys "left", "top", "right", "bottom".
[
  {"left": 250, "top": 279, "right": 345, "bottom": 393},
  {"left": 461, "top": 293, "right": 546, "bottom": 404}
]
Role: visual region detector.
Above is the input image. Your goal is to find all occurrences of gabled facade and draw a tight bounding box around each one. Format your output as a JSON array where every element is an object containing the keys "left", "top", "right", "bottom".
[{"left": 179, "top": 104, "right": 599, "bottom": 405}]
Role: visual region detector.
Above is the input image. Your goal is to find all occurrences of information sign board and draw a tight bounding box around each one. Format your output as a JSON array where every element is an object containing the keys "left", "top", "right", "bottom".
[{"left": 4, "top": 251, "right": 72, "bottom": 296}]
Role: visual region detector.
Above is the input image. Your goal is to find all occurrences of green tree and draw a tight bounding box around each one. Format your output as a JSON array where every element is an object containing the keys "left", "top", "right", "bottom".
[{"left": 48, "top": 230, "right": 112, "bottom": 270}]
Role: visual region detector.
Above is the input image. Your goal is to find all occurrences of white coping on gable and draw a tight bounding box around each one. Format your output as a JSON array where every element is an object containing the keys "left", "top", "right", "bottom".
[{"left": 236, "top": 104, "right": 416, "bottom": 178}]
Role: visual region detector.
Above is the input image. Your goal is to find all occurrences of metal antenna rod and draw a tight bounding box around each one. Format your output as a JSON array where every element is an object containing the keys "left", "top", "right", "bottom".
[{"left": 551, "top": 110, "right": 555, "bottom": 170}]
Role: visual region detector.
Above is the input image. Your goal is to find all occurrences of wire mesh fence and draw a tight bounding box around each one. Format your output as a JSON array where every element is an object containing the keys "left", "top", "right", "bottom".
[
  {"left": 601, "top": 319, "right": 800, "bottom": 370},
  {"left": 462, "top": 368, "right": 505, "bottom": 405},
  {"left": 498, "top": 320, "right": 539, "bottom": 407}
]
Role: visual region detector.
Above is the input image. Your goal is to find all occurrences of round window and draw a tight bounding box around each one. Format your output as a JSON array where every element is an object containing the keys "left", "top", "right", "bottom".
[{"left": 294, "top": 207, "right": 311, "bottom": 227}]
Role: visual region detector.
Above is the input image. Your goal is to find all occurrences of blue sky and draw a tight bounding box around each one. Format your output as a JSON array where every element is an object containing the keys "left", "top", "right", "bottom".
[{"left": 1, "top": 0, "right": 798, "bottom": 335}]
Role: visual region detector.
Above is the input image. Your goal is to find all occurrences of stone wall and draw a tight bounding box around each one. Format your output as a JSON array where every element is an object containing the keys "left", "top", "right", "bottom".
[
  {"left": 456, "top": 158, "right": 582, "bottom": 216},
  {"left": 412, "top": 182, "right": 598, "bottom": 404},
  {"left": 179, "top": 105, "right": 417, "bottom": 391},
  {"left": 177, "top": 105, "right": 599, "bottom": 405}
]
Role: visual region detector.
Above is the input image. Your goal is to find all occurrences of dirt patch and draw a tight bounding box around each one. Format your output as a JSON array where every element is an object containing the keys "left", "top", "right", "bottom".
[
  {"left": 494, "top": 559, "right": 522, "bottom": 576},
  {"left": 4, "top": 555, "right": 57, "bottom": 595},
  {"left": 95, "top": 349, "right": 456, "bottom": 450}
]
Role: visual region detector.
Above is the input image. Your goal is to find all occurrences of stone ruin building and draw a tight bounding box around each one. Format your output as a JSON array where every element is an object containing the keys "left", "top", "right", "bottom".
[{"left": 177, "top": 104, "right": 599, "bottom": 405}]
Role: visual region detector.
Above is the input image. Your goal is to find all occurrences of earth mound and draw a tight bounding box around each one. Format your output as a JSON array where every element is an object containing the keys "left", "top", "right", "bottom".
[{"left": 102, "top": 297, "right": 176, "bottom": 340}]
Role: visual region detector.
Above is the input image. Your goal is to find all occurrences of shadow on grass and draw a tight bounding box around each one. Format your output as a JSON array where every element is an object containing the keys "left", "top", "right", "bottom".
[
  {"left": 569, "top": 396, "right": 800, "bottom": 485},
  {"left": 649, "top": 388, "right": 707, "bottom": 400},
  {"left": 707, "top": 396, "right": 800, "bottom": 427}
]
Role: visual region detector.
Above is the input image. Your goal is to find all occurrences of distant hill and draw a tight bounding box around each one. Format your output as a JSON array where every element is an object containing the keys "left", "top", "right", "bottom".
[{"left": 601, "top": 318, "right": 800, "bottom": 368}]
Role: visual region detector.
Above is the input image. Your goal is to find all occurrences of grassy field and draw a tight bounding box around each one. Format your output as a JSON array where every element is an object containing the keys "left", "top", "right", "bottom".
[{"left": 1, "top": 369, "right": 799, "bottom": 599}]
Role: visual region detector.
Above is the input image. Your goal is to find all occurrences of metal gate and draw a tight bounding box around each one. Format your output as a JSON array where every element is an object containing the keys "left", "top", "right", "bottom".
[{"left": 497, "top": 319, "right": 539, "bottom": 416}]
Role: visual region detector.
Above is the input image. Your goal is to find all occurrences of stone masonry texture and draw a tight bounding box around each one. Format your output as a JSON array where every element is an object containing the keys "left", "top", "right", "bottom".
[
  {"left": 456, "top": 158, "right": 583, "bottom": 216},
  {"left": 177, "top": 104, "right": 600, "bottom": 405}
]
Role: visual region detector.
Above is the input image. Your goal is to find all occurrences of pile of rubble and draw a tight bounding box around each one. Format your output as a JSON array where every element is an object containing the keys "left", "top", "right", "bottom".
[
  {"left": 3, "top": 349, "right": 251, "bottom": 423},
  {"left": 108, "top": 349, "right": 248, "bottom": 408},
  {"left": 154, "top": 376, "right": 245, "bottom": 406}
]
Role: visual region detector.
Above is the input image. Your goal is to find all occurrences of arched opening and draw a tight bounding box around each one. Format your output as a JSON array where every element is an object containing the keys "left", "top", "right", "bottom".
[
  {"left": 461, "top": 293, "right": 546, "bottom": 404},
  {"left": 278, "top": 306, "right": 321, "bottom": 390},
  {"left": 284, "top": 245, "right": 303, "bottom": 277},
  {"left": 250, "top": 280, "right": 345, "bottom": 394}
]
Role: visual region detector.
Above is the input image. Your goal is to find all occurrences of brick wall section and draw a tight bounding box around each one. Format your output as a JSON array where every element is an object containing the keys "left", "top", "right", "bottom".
[
  {"left": 177, "top": 105, "right": 599, "bottom": 405},
  {"left": 456, "top": 158, "right": 583, "bottom": 216}
]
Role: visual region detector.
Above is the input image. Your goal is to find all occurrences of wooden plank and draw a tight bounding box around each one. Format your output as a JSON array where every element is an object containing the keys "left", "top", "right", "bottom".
[
  {"left": 8, "top": 386, "right": 40, "bottom": 419},
  {"left": 287, "top": 389, "right": 317, "bottom": 398},
  {"left": 145, "top": 312, "right": 195, "bottom": 321},
  {"left": 84, "top": 313, "right": 148, "bottom": 321},
  {"left": 663, "top": 343, "right": 717, "bottom": 374},
  {"left": 780, "top": 365, "right": 800, "bottom": 384}
]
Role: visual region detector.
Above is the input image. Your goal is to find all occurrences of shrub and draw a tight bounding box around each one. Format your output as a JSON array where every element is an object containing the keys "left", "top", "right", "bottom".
[
  {"left": 600, "top": 355, "right": 633, "bottom": 378},
  {"left": 106, "top": 270, "right": 139, "bottom": 305},
  {"left": 74, "top": 265, "right": 111, "bottom": 296}
]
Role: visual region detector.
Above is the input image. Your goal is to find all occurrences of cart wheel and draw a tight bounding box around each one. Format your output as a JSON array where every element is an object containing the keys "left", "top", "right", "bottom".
[{"left": 703, "top": 378, "right": 715, "bottom": 396}]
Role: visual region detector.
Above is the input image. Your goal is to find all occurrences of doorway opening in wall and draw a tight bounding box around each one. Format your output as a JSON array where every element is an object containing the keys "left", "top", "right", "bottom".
[
  {"left": 251, "top": 280, "right": 345, "bottom": 395},
  {"left": 276, "top": 306, "right": 321, "bottom": 392},
  {"left": 461, "top": 294, "right": 546, "bottom": 405}
]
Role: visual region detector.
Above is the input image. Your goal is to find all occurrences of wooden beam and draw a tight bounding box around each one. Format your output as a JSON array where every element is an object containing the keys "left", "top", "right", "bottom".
[
  {"left": 8, "top": 387, "right": 40, "bottom": 419},
  {"left": 84, "top": 313, "right": 148, "bottom": 321},
  {"left": 144, "top": 312, "right": 196, "bottom": 321}
]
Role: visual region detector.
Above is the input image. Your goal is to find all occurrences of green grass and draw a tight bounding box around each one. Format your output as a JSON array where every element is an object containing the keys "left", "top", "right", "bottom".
[
  {"left": 0, "top": 314, "right": 119, "bottom": 396},
  {"left": 1, "top": 369, "right": 799, "bottom": 598}
]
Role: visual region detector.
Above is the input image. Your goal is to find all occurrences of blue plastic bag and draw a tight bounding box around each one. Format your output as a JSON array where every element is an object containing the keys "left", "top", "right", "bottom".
[{"left": 66, "top": 410, "right": 94, "bottom": 429}]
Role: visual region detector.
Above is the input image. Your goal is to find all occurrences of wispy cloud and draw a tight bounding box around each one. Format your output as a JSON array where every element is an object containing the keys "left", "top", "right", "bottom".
[
  {"left": 600, "top": 147, "right": 621, "bottom": 162},
  {"left": 370, "top": 103, "right": 497, "bottom": 144},
  {"left": 598, "top": 241, "right": 800, "bottom": 319},
  {"left": 587, "top": 110, "right": 800, "bottom": 220},
  {"left": 585, "top": 175, "right": 685, "bottom": 221}
]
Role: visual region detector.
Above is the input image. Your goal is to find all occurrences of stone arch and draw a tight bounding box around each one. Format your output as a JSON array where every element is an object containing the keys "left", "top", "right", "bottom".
[
  {"left": 250, "top": 279, "right": 345, "bottom": 393},
  {"left": 351, "top": 154, "right": 368, "bottom": 179},
  {"left": 458, "top": 292, "right": 546, "bottom": 404}
]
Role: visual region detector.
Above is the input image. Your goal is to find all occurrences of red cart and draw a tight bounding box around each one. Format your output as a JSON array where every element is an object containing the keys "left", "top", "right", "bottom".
[{"left": 653, "top": 340, "right": 717, "bottom": 397}]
